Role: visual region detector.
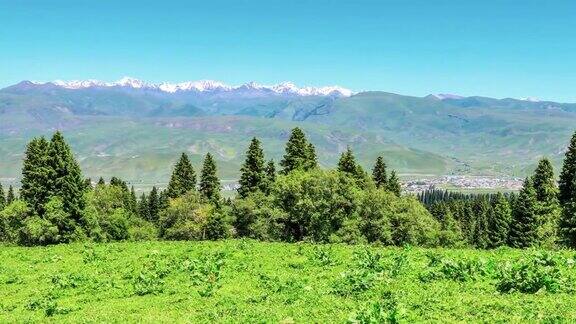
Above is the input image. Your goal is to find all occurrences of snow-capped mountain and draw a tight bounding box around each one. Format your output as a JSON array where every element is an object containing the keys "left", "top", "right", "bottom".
[
  {"left": 430, "top": 93, "right": 465, "bottom": 100},
  {"left": 34, "top": 77, "right": 353, "bottom": 97}
]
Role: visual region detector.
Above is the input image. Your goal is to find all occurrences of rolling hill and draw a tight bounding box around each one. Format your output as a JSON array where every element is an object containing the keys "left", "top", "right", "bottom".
[{"left": 1, "top": 78, "right": 575, "bottom": 186}]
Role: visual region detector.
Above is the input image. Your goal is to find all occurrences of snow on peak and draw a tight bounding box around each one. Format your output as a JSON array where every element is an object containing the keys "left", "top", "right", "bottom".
[
  {"left": 520, "top": 97, "right": 540, "bottom": 102},
  {"left": 38, "top": 77, "right": 353, "bottom": 97}
]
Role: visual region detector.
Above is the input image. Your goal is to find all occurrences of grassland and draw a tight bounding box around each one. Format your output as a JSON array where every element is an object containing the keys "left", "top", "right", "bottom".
[{"left": 1, "top": 240, "right": 576, "bottom": 322}]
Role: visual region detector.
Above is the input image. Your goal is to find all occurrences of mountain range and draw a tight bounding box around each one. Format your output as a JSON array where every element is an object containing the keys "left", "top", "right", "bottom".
[{"left": 1, "top": 77, "right": 575, "bottom": 187}]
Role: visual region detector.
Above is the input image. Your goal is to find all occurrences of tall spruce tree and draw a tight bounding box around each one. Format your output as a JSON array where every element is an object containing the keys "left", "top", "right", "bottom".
[
  {"left": 488, "top": 192, "right": 512, "bottom": 248},
  {"left": 386, "top": 171, "right": 401, "bottom": 196},
  {"left": 20, "top": 137, "right": 51, "bottom": 215},
  {"left": 264, "top": 160, "right": 276, "bottom": 194},
  {"left": 559, "top": 131, "right": 576, "bottom": 206},
  {"left": 280, "top": 127, "right": 317, "bottom": 174},
  {"left": 238, "top": 138, "right": 266, "bottom": 198},
  {"left": 138, "top": 193, "right": 150, "bottom": 220},
  {"left": 372, "top": 156, "right": 388, "bottom": 189},
  {"left": 6, "top": 186, "right": 15, "bottom": 204},
  {"left": 0, "top": 182, "right": 5, "bottom": 210},
  {"left": 532, "top": 158, "right": 561, "bottom": 246},
  {"left": 148, "top": 186, "right": 160, "bottom": 223},
  {"left": 509, "top": 178, "right": 539, "bottom": 248},
  {"left": 473, "top": 198, "right": 491, "bottom": 248},
  {"left": 47, "top": 131, "right": 86, "bottom": 225},
  {"left": 130, "top": 186, "right": 138, "bottom": 214},
  {"left": 97, "top": 177, "right": 105, "bottom": 186},
  {"left": 167, "top": 153, "right": 196, "bottom": 199},
  {"left": 337, "top": 147, "right": 357, "bottom": 175},
  {"left": 199, "top": 153, "right": 221, "bottom": 203}
]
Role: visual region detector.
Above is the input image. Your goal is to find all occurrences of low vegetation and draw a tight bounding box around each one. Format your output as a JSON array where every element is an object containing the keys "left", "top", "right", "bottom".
[{"left": 1, "top": 240, "right": 576, "bottom": 322}]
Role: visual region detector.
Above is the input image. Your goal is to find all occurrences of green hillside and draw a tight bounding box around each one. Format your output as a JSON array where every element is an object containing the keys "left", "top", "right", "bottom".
[{"left": 1, "top": 240, "right": 575, "bottom": 322}]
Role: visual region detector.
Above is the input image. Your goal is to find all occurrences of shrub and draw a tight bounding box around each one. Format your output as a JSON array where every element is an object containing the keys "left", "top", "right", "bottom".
[
  {"left": 158, "top": 191, "right": 216, "bottom": 240},
  {"left": 348, "top": 292, "right": 405, "bottom": 324},
  {"left": 420, "top": 255, "right": 488, "bottom": 282},
  {"left": 496, "top": 252, "right": 566, "bottom": 294}
]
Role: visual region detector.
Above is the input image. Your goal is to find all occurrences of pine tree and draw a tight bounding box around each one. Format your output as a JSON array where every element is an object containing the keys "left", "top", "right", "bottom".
[
  {"left": 167, "top": 153, "right": 196, "bottom": 199},
  {"left": 473, "top": 198, "right": 490, "bottom": 248},
  {"left": 199, "top": 153, "right": 221, "bottom": 204},
  {"left": 47, "top": 131, "right": 86, "bottom": 224},
  {"left": 532, "top": 158, "right": 561, "bottom": 246},
  {"left": 20, "top": 137, "right": 51, "bottom": 215},
  {"left": 130, "top": 186, "right": 138, "bottom": 214},
  {"left": 280, "top": 127, "right": 316, "bottom": 174},
  {"left": 148, "top": 186, "right": 160, "bottom": 223},
  {"left": 6, "top": 185, "right": 15, "bottom": 204},
  {"left": 97, "top": 177, "right": 105, "bottom": 186},
  {"left": 337, "top": 147, "right": 357, "bottom": 175},
  {"left": 509, "top": 178, "right": 539, "bottom": 248},
  {"left": 138, "top": 193, "right": 150, "bottom": 220},
  {"left": 372, "top": 156, "right": 388, "bottom": 189},
  {"left": 488, "top": 192, "right": 512, "bottom": 248},
  {"left": 386, "top": 171, "right": 401, "bottom": 196},
  {"left": 238, "top": 138, "right": 266, "bottom": 198},
  {"left": 559, "top": 131, "right": 576, "bottom": 206},
  {"left": 0, "top": 182, "right": 5, "bottom": 210}
]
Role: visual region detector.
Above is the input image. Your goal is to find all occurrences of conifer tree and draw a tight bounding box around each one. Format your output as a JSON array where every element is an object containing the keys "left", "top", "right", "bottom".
[
  {"left": 386, "top": 171, "right": 401, "bottom": 196},
  {"left": 97, "top": 177, "right": 105, "bottom": 186},
  {"left": 0, "top": 182, "right": 5, "bottom": 210},
  {"left": 372, "top": 156, "right": 388, "bottom": 189},
  {"left": 264, "top": 160, "right": 276, "bottom": 194},
  {"left": 337, "top": 147, "right": 358, "bottom": 175},
  {"left": 20, "top": 137, "right": 51, "bottom": 215},
  {"left": 167, "top": 153, "right": 196, "bottom": 199},
  {"left": 532, "top": 158, "right": 561, "bottom": 246},
  {"left": 559, "top": 131, "right": 576, "bottom": 206},
  {"left": 6, "top": 185, "right": 15, "bottom": 204},
  {"left": 280, "top": 127, "right": 316, "bottom": 174},
  {"left": 130, "top": 186, "right": 138, "bottom": 213},
  {"left": 473, "top": 198, "right": 490, "bottom": 248},
  {"left": 199, "top": 153, "right": 221, "bottom": 204},
  {"left": 238, "top": 138, "right": 266, "bottom": 198},
  {"left": 47, "top": 131, "right": 86, "bottom": 224},
  {"left": 488, "top": 192, "right": 512, "bottom": 248},
  {"left": 138, "top": 193, "right": 150, "bottom": 220},
  {"left": 148, "top": 186, "right": 160, "bottom": 222},
  {"left": 509, "top": 178, "right": 539, "bottom": 248}
]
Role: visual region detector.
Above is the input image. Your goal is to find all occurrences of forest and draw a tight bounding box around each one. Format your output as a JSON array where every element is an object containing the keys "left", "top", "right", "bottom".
[{"left": 2, "top": 127, "right": 576, "bottom": 250}]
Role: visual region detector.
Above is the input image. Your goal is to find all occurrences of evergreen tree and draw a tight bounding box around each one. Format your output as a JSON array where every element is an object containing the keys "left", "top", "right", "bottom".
[
  {"left": 488, "top": 192, "right": 512, "bottom": 248},
  {"left": 47, "top": 131, "right": 86, "bottom": 225},
  {"left": 559, "top": 131, "right": 576, "bottom": 206},
  {"left": 238, "top": 138, "right": 266, "bottom": 198},
  {"left": 280, "top": 127, "right": 316, "bottom": 174},
  {"left": 138, "top": 193, "right": 150, "bottom": 220},
  {"left": 0, "top": 182, "right": 5, "bottom": 210},
  {"left": 509, "top": 178, "right": 539, "bottom": 248},
  {"left": 386, "top": 171, "right": 401, "bottom": 196},
  {"left": 199, "top": 153, "right": 221, "bottom": 204},
  {"left": 372, "top": 156, "right": 388, "bottom": 189},
  {"left": 148, "top": 186, "right": 160, "bottom": 223},
  {"left": 83, "top": 178, "right": 93, "bottom": 190},
  {"left": 532, "top": 158, "right": 561, "bottom": 246},
  {"left": 166, "top": 153, "right": 196, "bottom": 199},
  {"left": 20, "top": 137, "right": 51, "bottom": 215},
  {"left": 472, "top": 198, "right": 490, "bottom": 248},
  {"left": 130, "top": 186, "right": 138, "bottom": 214},
  {"left": 337, "top": 147, "right": 358, "bottom": 175},
  {"left": 6, "top": 186, "right": 15, "bottom": 204},
  {"left": 97, "top": 177, "right": 105, "bottom": 186}
]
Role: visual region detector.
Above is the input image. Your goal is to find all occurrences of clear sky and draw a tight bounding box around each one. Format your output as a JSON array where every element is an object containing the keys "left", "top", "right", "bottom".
[{"left": 1, "top": 0, "right": 575, "bottom": 102}]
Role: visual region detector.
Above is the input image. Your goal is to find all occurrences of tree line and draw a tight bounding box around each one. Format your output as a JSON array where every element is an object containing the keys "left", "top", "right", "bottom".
[{"left": 2, "top": 128, "right": 576, "bottom": 248}]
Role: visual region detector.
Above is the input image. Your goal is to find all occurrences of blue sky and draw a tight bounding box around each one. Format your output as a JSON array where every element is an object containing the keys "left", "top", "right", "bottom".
[{"left": 1, "top": 0, "right": 575, "bottom": 102}]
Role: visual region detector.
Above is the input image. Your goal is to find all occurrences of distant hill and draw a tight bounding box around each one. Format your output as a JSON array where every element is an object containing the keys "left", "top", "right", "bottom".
[{"left": 1, "top": 78, "right": 575, "bottom": 185}]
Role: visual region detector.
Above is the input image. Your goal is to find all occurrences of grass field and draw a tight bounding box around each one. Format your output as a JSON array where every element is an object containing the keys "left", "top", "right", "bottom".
[{"left": 1, "top": 240, "right": 576, "bottom": 322}]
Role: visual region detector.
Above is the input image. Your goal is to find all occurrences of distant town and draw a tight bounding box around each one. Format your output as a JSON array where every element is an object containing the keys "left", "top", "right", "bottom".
[{"left": 403, "top": 175, "right": 524, "bottom": 193}]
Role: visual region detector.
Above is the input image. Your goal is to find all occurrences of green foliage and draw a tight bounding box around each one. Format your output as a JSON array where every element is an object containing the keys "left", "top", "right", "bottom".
[
  {"left": 20, "top": 137, "right": 51, "bottom": 216},
  {"left": 280, "top": 127, "right": 317, "bottom": 174},
  {"left": 559, "top": 132, "right": 576, "bottom": 206},
  {"left": 509, "top": 178, "right": 539, "bottom": 248},
  {"left": 489, "top": 193, "right": 512, "bottom": 248},
  {"left": 199, "top": 153, "right": 221, "bottom": 204},
  {"left": 420, "top": 255, "right": 488, "bottom": 282},
  {"left": 0, "top": 182, "right": 5, "bottom": 210},
  {"left": 496, "top": 252, "right": 567, "bottom": 294},
  {"left": 238, "top": 137, "right": 267, "bottom": 198},
  {"left": 166, "top": 153, "right": 196, "bottom": 199},
  {"left": 372, "top": 156, "right": 388, "bottom": 189},
  {"left": 348, "top": 292, "right": 405, "bottom": 324},
  {"left": 532, "top": 158, "right": 561, "bottom": 247},
  {"left": 386, "top": 171, "right": 401, "bottom": 197}
]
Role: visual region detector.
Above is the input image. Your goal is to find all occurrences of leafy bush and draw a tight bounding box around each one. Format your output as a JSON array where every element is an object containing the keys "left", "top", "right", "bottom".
[
  {"left": 496, "top": 252, "right": 566, "bottom": 294},
  {"left": 182, "top": 251, "right": 226, "bottom": 297},
  {"left": 420, "top": 254, "right": 488, "bottom": 282},
  {"left": 348, "top": 292, "right": 405, "bottom": 324}
]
